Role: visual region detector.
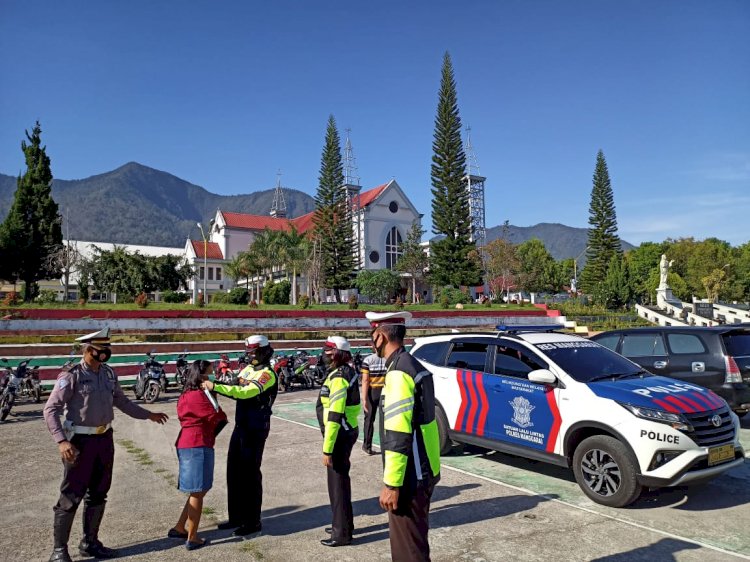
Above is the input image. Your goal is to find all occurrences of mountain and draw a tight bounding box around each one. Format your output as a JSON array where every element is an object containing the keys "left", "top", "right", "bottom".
[
  {"left": 484, "top": 222, "right": 635, "bottom": 262},
  {"left": 0, "top": 162, "right": 316, "bottom": 247},
  {"left": 0, "top": 162, "right": 634, "bottom": 256}
]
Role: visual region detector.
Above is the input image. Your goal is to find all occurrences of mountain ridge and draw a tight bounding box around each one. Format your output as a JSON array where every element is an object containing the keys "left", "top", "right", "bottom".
[{"left": 0, "top": 162, "right": 633, "bottom": 258}]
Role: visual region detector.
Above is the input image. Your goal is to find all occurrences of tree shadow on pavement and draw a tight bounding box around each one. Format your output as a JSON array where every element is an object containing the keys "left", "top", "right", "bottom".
[{"left": 589, "top": 538, "right": 702, "bottom": 561}]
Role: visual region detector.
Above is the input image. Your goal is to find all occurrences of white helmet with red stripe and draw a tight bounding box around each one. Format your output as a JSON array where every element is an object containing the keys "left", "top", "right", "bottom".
[
  {"left": 245, "top": 335, "right": 269, "bottom": 351},
  {"left": 325, "top": 336, "right": 350, "bottom": 352}
]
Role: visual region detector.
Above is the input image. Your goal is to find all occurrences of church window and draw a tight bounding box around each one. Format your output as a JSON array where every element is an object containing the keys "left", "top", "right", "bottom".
[{"left": 385, "top": 227, "right": 403, "bottom": 269}]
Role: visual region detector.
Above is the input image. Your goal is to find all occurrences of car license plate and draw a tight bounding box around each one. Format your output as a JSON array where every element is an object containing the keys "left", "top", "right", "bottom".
[{"left": 708, "top": 444, "right": 735, "bottom": 466}]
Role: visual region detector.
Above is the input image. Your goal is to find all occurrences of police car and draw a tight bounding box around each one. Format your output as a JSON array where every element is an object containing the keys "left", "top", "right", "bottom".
[{"left": 410, "top": 325, "right": 745, "bottom": 507}]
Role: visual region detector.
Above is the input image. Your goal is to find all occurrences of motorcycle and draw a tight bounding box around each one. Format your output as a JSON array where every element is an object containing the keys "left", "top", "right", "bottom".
[
  {"left": 278, "top": 350, "right": 315, "bottom": 391},
  {"left": 174, "top": 351, "right": 190, "bottom": 390},
  {"left": 215, "top": 354, "right": 238, "bottom": 385},
  {"left": 133, "top": 351, "right": 164, "bottom": 403},
  {"left": 236, "top": 351, "right": 251, "bottom": 373},
  {"left": 0, "top": 358, "right": 42, "bottom": 420}
]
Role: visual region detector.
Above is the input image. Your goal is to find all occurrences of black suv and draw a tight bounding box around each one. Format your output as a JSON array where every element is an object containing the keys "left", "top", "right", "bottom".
[{"left": 591, "top": 326, "right": 750, "bottom": 417}]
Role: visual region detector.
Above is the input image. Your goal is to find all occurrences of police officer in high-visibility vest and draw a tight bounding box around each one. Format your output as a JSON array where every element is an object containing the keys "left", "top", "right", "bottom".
[
  {"left": 202, "top": 335, "right": 277, "bottom": 537},
  {"left": 316, "top": 336, "right": 361, "bottom": 547},
  {"left": 43, "top": 328, "right": 169, "bottom": 562},
  {"left": 365, "top": 312, "right": 441, "bottom": 562}
]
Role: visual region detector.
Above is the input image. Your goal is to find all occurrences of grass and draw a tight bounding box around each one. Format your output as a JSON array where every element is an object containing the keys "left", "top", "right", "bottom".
[
  {"left": 201, "top": 506, "right": 216, "bottom": 516},
  {"left": 239, "top": 541, "right": 265, "bottom": 559},
  {"left": 3, "top": 301, "right": 530, "bottom": 312},
  {"left": 116, "top": 439, "right": 154, "bottom": 466}
]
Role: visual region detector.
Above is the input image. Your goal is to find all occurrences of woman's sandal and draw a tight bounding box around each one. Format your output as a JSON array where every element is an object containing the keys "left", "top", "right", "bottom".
[
  {"left": 185, "top": 538, "right": 209, "bottom": 551},
  {"left": 167, "top": 528, "right": 188, "bottom": 539}
]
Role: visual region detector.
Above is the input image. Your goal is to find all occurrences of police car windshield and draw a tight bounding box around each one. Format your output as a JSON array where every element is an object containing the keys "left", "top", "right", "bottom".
[{"left": 534, "top": 340, "right": 649, "bottom": 383}]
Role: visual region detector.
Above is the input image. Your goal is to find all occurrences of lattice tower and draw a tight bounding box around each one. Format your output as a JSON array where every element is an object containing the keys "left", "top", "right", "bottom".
[
  {"left": 270, "top": 169, "right": 287, "bottom": 218},
  {"left": 343, "top": 128, "right": 363, "bottom": 268},
  {"left": 464, "top": 126, "right": 486, "bottom": 245}
]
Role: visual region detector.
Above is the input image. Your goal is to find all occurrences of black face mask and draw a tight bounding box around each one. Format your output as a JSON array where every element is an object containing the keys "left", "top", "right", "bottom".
[{"left": 91, "top": 347, "right": 112, "bottom": 363}]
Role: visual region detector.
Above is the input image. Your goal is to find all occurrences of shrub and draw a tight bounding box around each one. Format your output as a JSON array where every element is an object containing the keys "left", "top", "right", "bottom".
[
  {"left": 248, "top": 299, "right": 258, "bottom": 309},
  {"left": 196, "top": 293, "right": 205, "bottom": 307},
  {"left": 2, "top": 292, "right": 20, "bottom": 306},
  {"left": 228, "top": 287, "right": 249, "bottom": 305},
  {"left": 135, "top": 292, "right": 149, "bottom": 308},
  {"left": 483, "top": 296, "right": 492, "bottom": 307},
  {"left": 439, "top": 287, "right": 472, "bottom": 306},
  {"left": 348, "top": 294, "right": 359, "bottom": 310},
  {"left": 405, "top": 287, "right": 413, "bottom": 305},
  {"left": 263, "top": 280, "right": 291, "bottom": 305},
  {"left": 395, "top": 297, "right": 404, "bottom": 310},
  {"left": 35, "top": 289, "right": 58, "bottom": 304},
  {"left": 162, "top": 290, "right": 189, "bottom": 303},
  {"left": 299, "top": 295, "right": 311, "bottom": 309},
  {"left": 439, "top": 295, "right": 450, "bottom": 309},
  {"left": 211, "top": 291, "right": 231, "bottom": 304},
  {"left": 78, "top": 298, "right": 87, "bottom": 307}
]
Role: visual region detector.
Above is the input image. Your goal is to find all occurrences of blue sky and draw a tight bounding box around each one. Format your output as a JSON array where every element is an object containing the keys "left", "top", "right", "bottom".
[{"left": 1, "top": 1, "right": 748, "bottom": 246}]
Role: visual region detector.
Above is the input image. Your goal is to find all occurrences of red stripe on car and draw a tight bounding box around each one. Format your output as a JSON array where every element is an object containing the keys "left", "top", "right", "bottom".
[
  {"left": 465, "top": 371, "right": 479, "bottom": 434},
  {"left": 454, "top": 370, "right": 469, "bottom": 432},
  {"left": 474, "top": 372, "right": 489, "bottom": 437},
  {"left": 545, "top": 388, "right": 561, "bottom": 453},
  {"left": 664, "top": 395, "right": 696, "bottom": 413},
  {"left": 652, "top": 398, "right": 680, "bottom": 413}
]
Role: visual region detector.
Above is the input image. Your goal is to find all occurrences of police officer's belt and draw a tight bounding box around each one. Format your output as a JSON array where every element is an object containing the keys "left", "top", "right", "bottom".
[{"left": 72, "top": 423, "right": 112, "bottom": 435}]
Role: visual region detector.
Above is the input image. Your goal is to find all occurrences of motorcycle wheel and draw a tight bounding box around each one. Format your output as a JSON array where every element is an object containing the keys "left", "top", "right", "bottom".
[
  {"left": 1, "top": 393, "right": 13, "bottom": 420},
  {"left": 144, "top": 381, "right": 160, "bottom": 404}
]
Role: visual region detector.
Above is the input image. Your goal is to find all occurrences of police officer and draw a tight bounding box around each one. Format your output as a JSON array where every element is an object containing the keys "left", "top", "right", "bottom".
[
  {"left": 43, "top": 328, "right": 169, "bottom": 562},
  {"left": 316, "top": 336, "right": 360, "bottom": 547},
  {"left": 360, "top": 351, "right": 386, "bottom": 455},
  {"left": 365, "top": 312, "right": 441, "bottom": 562},
  {"left": 202, "top": 334, "right": 277, "bottom": 537}
]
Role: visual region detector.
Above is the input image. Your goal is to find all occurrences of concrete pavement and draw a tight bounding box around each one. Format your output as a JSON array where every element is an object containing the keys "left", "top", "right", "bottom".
[{"left": 0, "top": 387, "right": 748, "bottom": 561}]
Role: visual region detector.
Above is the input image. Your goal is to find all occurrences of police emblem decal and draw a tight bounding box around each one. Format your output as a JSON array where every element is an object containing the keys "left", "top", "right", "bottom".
[{"left": 509, "top": 396, "right": 535, "bottom": 428}]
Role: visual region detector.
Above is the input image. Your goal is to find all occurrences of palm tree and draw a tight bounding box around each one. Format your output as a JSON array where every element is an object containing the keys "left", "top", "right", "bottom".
[
  {"left": 249, "top": 229, "right": 284, "bottom": 303},
  {"left": 278, "top": 225, "right": 309, "bottom": 305}
]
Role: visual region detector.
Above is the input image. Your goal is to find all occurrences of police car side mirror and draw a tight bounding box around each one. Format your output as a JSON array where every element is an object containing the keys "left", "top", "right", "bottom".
[{"left": 528, "top": 369, "right": 557, "bottom": 385}]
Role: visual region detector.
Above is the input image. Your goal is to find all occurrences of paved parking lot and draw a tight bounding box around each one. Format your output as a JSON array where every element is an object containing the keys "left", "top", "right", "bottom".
[{"left": 1, "top": 387, "right": 748, "bottom": 561}]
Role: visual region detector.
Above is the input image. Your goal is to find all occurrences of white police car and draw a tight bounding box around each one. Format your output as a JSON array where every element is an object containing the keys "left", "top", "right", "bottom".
[{"left": 410, "top": 325, "right": 745, "bottom": 507}]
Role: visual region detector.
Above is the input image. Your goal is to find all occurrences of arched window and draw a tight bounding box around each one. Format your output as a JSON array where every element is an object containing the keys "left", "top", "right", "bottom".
[{"left": 385, "top": 227, "right": 403, "bottom": 270}]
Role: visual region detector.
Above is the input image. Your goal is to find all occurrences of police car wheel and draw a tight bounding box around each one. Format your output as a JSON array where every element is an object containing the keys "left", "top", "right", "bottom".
[
  {"left": 435, "top": 405, "right": 454, "bottom": 456},
  {"left": 572, "top": 435, "right": 642, "bottom": 508}
]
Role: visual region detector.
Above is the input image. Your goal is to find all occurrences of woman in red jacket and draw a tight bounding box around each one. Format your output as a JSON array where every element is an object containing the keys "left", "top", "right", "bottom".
[{"left": 168, "top": 360, "right": 227, "bottom": 550}]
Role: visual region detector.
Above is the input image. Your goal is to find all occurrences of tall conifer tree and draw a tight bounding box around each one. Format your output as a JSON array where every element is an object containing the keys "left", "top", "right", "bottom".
[
  {"left": 429, "top": 52, "right": 481, "bottom": 288},
  {"left": 312, "top": 115, "right": 355, "bottom": 302},
  {"left": 0, "top": 121, "right": 62, "bottom": 301},
  {"left": 580, "top": 150, "right": 622, "bottom": 293}
]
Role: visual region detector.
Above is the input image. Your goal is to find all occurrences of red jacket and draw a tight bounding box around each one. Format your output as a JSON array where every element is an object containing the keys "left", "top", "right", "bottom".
[{"left": 176, "top": 389, "right": 228, "bottom": 449}]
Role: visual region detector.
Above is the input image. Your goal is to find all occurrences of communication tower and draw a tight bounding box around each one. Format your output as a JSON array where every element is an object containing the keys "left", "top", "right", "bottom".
[
  {"left": 463, "top": 126, "right": 486, "bottom": 245},
  {"left": 270, "top": 169, "right": 287, "bottom": 218}
]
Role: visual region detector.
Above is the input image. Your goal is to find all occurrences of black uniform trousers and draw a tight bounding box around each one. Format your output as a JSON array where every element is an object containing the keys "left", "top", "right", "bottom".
[
  {"left": 54, "top": 430, "right": 115, "bottom": 514},
  {"left": 327, "top": 428, "right": 358, "bottom": 542},
  {"left": 227, "top": 421, "right": 270, "bottom": 527},
  {"left": 362, "top": 387, "right": 382, "bottom": 450},
  {"left": 389, "top": 478, "right": 437, "bottom": 562}
]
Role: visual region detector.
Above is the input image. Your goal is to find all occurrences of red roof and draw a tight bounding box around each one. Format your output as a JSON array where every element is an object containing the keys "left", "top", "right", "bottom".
[
  {"left": 190, "top": 240, "right": 224, "bottom": 259},
  {"left": 219, "top": 183, "right": 389, "bottom": 236}
]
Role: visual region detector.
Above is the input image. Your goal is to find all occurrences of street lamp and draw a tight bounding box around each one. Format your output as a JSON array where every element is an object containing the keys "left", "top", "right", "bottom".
[{"left": 197, "top": 219, "right": 214, "bottom": 305}]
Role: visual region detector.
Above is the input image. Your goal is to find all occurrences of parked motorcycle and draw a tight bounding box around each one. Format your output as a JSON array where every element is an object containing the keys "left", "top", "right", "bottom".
[
  {"left": 215, "top": 354, "right": 238, "bottom": 385},
  {"left": 133, "top": 351, "right": 164, "bottom": 403},
  {"left": 174, "top": 350, "right": 190, "bottom": 390},
  {"left": 0, "top": 358, "right": 42, "bottom": 420},
  {"left": 277, "top": 350, "right": 315, "bottom": 391}
]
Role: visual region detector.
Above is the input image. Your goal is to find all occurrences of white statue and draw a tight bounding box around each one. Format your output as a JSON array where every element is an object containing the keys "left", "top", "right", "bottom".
[{"left": 659, "top": 254, "right": 674, "bottom": 289}]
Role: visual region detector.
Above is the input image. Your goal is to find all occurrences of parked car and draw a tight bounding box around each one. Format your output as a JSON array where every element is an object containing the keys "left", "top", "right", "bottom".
[
  {"left": 591, "top": 326, "right": 750, "bottom": 418},
  {"left": 410, "top": 325, "right": 745, "bottom": 507}
]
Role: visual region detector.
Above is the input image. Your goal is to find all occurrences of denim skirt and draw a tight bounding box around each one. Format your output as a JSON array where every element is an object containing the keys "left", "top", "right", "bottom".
[{"left": 177, "top": 447, "right": 215, "bottom": 493}]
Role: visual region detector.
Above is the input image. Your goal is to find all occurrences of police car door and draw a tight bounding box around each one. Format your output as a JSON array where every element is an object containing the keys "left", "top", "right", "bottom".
[{"left": 482, "top": 342, "right": 559, "bottom": 452}]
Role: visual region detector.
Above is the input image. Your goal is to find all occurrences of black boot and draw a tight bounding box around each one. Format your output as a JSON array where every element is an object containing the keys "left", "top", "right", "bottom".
[
  {"left": 49, "top": 510, "right": 75, "bottom": 562},
  {"left": 79, "top": 504, "right": 118, "bottom": 559}
]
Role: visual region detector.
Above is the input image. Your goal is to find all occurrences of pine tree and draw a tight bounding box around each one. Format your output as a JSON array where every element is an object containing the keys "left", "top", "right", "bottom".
[
  {"left": 396, "top": 220, "right": 429, "bottom": 303},
  {"left": 429, "top": 53, "right": 482, "bottom": 289},
  {"left": 580, "top": 150, "right": 622, "bottom": 293},
  {"left": 0, "top": 122, "right": 62, "bottom": 301},
  {"left": 312, "top": 115, "right": 355, "bottom": 303}
]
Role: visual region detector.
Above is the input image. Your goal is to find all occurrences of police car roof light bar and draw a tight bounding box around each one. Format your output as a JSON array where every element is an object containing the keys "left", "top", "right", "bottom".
[{"left": 495, "top": 324, "right": 565, "bottom": 334}]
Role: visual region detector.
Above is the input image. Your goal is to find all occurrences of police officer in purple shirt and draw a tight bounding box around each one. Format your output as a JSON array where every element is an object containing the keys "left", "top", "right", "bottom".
[{"left": 43, "top": 328, "right": 168, "bottom": 562}]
